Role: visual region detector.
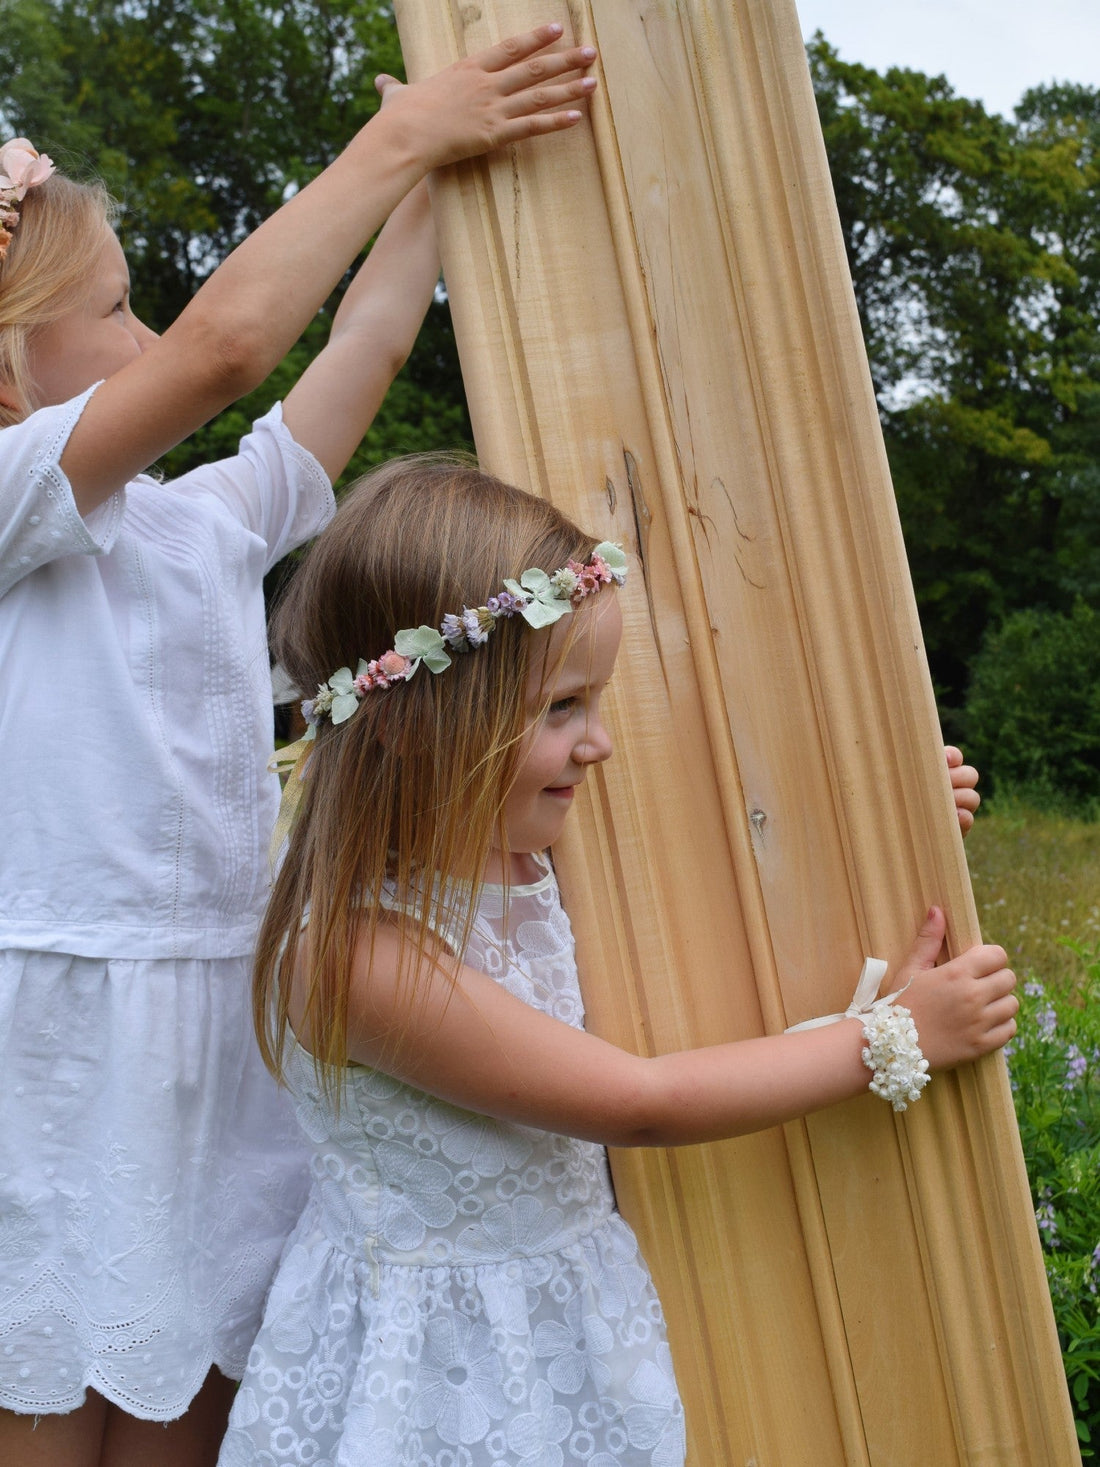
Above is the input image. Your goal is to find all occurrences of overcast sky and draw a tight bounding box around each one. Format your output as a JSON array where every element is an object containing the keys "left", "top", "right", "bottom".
[{"left": 794, "top": 0, "right": 1099, "bottom": 117}]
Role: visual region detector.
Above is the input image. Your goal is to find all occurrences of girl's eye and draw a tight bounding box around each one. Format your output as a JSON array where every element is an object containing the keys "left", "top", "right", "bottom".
[{"left": 548, "top": 697, "right": 576, "bottom": 715}]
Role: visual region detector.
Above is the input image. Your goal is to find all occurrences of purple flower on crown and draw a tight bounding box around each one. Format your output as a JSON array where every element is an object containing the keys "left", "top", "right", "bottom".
[
  {"left": 441, "top": 613, "right": 467, "bottom": 649},
  {"left": 487, "top": 590, "right": 525, "bottom": 617},
  {"left": 461, "top": 607, "right": 488, "bottom": 645}
]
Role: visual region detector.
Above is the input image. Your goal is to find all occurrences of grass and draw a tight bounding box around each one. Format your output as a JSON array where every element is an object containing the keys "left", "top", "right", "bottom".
[
  {"left": 966, "top": 796, "right": 1100, "bottom": 1454},
  {"left": 966, "top": 797, "right": 1100, "bottom": 986}
]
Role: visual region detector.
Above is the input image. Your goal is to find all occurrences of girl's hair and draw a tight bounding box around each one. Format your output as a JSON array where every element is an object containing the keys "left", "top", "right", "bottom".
[
  {"left": 254, "top": 453, "right": 599, "bottom": 1093},
  {"left": 0, "top": 170, "right": 114, "bottom": 427}
]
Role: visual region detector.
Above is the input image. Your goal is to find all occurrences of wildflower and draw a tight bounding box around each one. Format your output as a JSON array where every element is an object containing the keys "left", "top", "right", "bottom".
[
  {"left": 1036, "top": 1200, "right": 1058, "bottom": 1246},
  {"left": 1063, "top": 1044, "right": 1087, "bottom": 1090},
  {"left": 1036, "top": 1005, "right": 1058, "bottom": 1039},
  {"left": 1023, "top": 981, "right": 1046, "bottom": 998}
]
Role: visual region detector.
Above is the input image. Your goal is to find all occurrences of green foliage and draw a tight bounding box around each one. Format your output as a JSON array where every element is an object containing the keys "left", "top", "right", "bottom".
[
  {"left": 0, "top": 0, "right": 471, "bottom": 489},
  {"left": 964, "top": 601, "right": 1100, "bottom": 811},
  {"left": 1008, "top": 952, "right": 1100, "bottom": 1452},
  {"left": 809, "top": 38, "right": 1100, "bottom": 726},
  {"left": 969, "top": 808, "right": 1100, "bottom": 1444}
]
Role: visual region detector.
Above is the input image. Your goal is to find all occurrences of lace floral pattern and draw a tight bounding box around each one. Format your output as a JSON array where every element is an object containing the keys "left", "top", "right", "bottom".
[{"left": 218, "top": 866, "right": 684, "bottom": 1466}]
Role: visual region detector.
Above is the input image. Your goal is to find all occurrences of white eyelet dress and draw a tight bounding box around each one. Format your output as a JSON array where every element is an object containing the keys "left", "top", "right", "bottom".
[
  {"left": 217, "top": 861, "right": 686, "bottom": 1466},
  {"left": 0, "top": 389, "right": 332, "bottom": 1419}
]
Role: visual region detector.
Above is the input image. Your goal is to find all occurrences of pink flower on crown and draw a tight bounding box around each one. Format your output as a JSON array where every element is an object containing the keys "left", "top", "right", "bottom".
[
  {"left": 569, "top": 555, "right": 613, "bottom": 597},
  {"left": 0, "top": 139, "right": 55, "bottom": 200},
  {"left": 353, "top": 649, "right": 414, "bottom": 692},
  {"left": 377, "top": 650, "right": 411, "bottom": 679}
]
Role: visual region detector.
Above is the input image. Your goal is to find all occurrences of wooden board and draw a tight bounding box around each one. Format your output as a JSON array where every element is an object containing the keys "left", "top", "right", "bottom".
[{"left": 391, "top": 1, "right": 1078, "bottom": 1460}]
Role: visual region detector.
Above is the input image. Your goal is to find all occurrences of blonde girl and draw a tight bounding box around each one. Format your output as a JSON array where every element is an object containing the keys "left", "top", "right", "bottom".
[
  {"left": 0, "top": 27, "right": 598, "bottom": 1467},
  {"left": 220, "top": 456, "right": 1017, "bottom": 1467}
]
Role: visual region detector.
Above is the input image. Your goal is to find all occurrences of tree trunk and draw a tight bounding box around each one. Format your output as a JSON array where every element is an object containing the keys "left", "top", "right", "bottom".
[{"left": 392, "top": 1, "right": 1077, "bottom": 1460}]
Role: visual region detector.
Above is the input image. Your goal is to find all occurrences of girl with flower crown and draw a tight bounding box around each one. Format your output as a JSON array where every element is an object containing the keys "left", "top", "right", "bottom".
[
  {"left": 217, "top": 455, "right": 1016, "bottom": 1467},
  {"left": 0, "top": 27, "right": 599, "bottom": 1467}
]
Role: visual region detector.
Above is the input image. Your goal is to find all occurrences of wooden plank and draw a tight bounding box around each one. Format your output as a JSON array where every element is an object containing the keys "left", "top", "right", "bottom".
[{"left": 391, "top": 1, "right": 1078, "bottom": 1460}]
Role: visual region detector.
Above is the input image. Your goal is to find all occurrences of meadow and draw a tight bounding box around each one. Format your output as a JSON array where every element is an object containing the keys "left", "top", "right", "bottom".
[
  {"left": 968, "top": 802, "right": 1100, "bottom": 983},
  {"left": 967, "top": 801, "right": 1100, "bottom": 1454}
]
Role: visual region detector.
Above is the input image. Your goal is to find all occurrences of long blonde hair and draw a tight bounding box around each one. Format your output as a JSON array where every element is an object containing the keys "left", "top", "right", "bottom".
[
  {"left": 0, "top": 171, "right": 114, "bottom": 426},
  {"left": 254, "top": 454, "right": 599, "bottom": 1092}
]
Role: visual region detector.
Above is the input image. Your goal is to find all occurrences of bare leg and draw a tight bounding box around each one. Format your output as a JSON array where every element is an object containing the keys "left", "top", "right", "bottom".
[
  {"left": 100, "top": 1367, "right": 236, "bottom": 1467},
  {"left": 0, "top": 1393, "right": 108, "bottom": 1467}
]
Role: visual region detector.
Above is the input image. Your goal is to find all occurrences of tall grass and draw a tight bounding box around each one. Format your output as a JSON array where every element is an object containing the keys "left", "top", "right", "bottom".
[
  {"left": 967, "top": 797, "right": 1100, "bottom": 983},
  {"left": 966, "top": 798, "right": 1100, "bottom": 1455}
]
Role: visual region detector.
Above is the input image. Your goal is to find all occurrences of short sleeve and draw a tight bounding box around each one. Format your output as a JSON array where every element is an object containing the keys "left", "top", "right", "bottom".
[
  {"left": 167, "top": 402, "right": 335, "bottom": 572},
  {"left": 0, "top": 386, "right": 125, "bottom": 598}
]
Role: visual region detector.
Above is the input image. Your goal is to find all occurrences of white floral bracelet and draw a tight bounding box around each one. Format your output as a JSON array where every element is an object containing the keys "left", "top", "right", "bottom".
[
  {"left": 785, "top": 957, "right": 931, "bottom": 1112},
  {"left": 859, "top": 998, "right": 930, "bottom": 1111}
]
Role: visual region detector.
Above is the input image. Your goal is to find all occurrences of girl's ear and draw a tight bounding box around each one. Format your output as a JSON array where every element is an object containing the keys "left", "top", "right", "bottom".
[{"left": 0, "top": 381, "right": 25, "bottom": 416}]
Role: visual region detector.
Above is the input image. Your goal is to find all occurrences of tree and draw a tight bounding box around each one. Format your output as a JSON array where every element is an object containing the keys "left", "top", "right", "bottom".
[
  {"left": 0, "top": 0, "right": 471, "bottom": 484},
  {"left": 809, "top": 37, "right": 1100, "bottom": 726}
]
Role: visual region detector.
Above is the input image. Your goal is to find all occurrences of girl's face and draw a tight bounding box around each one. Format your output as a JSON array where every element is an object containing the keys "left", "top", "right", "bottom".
[
  {"left": 496, "top": 590, "right": 622, "bottom": 879},
  {"left": 24, "top": 224, "right": 158, "bottom": 408}
]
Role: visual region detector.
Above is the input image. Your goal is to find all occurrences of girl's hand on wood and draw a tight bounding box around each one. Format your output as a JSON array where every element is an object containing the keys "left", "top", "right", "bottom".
[
  {"left": 375, "top": 24, "right": 598, "bottom": 169},
  {"left": 945, "top": 744, "right": 980, "bottom": 835},
  {"left": 896, "top": 905, "right": 1017, "bottom": 1069}
]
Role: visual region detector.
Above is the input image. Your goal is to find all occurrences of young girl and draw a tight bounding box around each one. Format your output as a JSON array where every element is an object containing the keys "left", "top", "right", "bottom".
[
  {"left": 0, "top": 26, "right": 599, "bottom": 1467},
  {"left": 219, "top": 456, "right": 1017, "bottom": 1467}
]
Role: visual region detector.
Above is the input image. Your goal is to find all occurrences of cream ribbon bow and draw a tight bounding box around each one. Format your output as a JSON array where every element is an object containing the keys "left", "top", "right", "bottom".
[{"left": 784, "top": 957, "right": 912, "bottom": 1032}]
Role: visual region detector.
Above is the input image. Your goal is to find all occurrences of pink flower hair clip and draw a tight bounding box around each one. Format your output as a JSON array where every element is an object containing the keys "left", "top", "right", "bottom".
[{"left": 0, "top": 138, "right": 56, "bottom": 265}]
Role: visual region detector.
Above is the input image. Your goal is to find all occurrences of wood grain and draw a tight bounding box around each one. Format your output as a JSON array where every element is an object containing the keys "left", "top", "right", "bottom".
[{"left": 391, "top": 1, "right": 1078, "bottom": 1459}]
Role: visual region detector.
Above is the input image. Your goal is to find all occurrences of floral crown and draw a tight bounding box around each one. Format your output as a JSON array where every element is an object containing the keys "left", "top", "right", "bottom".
[
  {"left": 0, "top": 138, "right": 55, "bottom": 265},
  {"left": 302, "top": 541, "right": 627, "bottom": 731}
]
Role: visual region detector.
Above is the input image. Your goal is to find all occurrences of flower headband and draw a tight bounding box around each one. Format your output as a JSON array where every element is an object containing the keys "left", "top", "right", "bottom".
[
  {"left": 302, "top": 541, "right": 627, "bottom": 731},
  {"left": 0, "top": 138, "right": 55, "bottom": 265}
]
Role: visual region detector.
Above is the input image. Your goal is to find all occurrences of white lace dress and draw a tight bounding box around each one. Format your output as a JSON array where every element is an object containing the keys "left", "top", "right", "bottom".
[{"left": 218, "top": 862, "right": 685, "bottom": 1466}]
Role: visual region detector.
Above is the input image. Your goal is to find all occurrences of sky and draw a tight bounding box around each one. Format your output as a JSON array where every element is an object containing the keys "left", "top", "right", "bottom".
[{"left": 794, "top": 0, "right": 1099, "bottom": 117}]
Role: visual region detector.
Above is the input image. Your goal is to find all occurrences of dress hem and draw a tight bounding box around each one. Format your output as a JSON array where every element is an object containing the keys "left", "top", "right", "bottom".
[{"left": 0, "top": 1349, "right": 245, "bottom": 1424}]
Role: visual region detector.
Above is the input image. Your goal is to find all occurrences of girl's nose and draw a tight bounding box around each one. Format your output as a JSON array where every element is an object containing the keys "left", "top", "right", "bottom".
[{"left": 575, "top": 715, "right": 613, "bottom": 766}]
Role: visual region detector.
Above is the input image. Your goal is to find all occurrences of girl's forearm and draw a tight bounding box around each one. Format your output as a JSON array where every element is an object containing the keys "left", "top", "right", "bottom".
[
  {"left": 165, "top": 111, "right": 432, "bottom": 392},
  {"left": 281, "top": 181, "right": 438, "bottom": 477},
  {"left": 607, "top": 1023, "right": 872, "bottom": 1148}
]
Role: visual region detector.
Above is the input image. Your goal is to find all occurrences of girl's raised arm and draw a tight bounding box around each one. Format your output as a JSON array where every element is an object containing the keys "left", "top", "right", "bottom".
[
  {"left": 58, "top": 24, "right": 598, "bottom": 511},
  {"left": 323, "top": 906, "right": 1017, "bottom": 1149},
  {"left": 280, "top": 175, "right": 438, "bottom": 482}
]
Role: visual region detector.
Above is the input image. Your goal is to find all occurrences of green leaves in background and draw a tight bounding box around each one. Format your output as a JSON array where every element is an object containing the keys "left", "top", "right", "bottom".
[{"left": 2, "top": 10, "right": 1097, "bottom": 799}]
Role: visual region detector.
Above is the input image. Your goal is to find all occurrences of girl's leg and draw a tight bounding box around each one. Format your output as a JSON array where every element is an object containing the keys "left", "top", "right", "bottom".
[
  {"left": 100, "top": 1366, "right": 236, "bottom": 1467},
  {"left": 0, "top": 1394, "right": 108, "bottom": 1467}
]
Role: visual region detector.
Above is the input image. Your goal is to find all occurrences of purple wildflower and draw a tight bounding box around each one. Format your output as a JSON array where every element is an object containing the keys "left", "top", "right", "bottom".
[
  {"left": 1036, "top": 1005, "right": 1058, "bottom": 1039},
  {"left": 1036, "top": 1201, "right": 1058, "bottom": 1246},
  {"left": 1064, "top": 1044, "right": 1088, "bottom": 1091}
]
